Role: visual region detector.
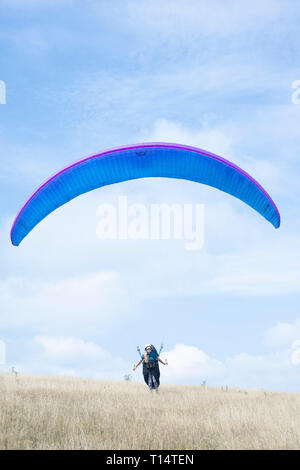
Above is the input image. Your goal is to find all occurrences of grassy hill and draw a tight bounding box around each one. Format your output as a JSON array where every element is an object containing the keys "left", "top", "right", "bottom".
[{"left": 1, "top": 373, "right": 300, "bottom": 450}]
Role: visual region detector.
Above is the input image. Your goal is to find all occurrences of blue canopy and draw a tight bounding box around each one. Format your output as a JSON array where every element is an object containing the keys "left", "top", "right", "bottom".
[{"left": 11, "top": 142, "right": 280, "bottom": 246}]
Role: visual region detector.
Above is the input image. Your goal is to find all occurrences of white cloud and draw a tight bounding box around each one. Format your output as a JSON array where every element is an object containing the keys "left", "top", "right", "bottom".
[
  {"left": 202, "top": 242, "right": 300, "bottom": 295},
  {"left": 161, "top": 342, "right": 299, "bottom": 390},
  {"left": 0, "top": 271, "right": 136, "bottom": 335},
  {"left": 139, "top": 117, "right": 291, "bottom": 212},
  {"left": 242, "top": 105, "right": 300, "bottom": 157},
  {"left": 35, "top": 335, "right": 110, "bottom": 359},
  {"left": 264, "top": 319, "right": 300, "bottom": 347},
  {"left": 141, "top": 117, "right": 292, "bottom": 192},
  {"left": 12, "top": 336, "right": 130, "bottom": 380},
  {"left": 163, "top": 344, "right": 225, "bottom": 382},
  {"left": 0, "top": 142, "right": 65, "bottom": 185},
  {"left": 223, "top": 351, "right": 294, "bottom": 389},
  {"left": 105, "top": 0, "right": 289, "bottom": 38},
  {"left": 140, "top": 118, "right": 235, "bottom": 157}
]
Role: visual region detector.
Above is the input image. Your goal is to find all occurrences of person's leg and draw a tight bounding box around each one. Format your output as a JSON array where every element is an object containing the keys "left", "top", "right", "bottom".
[
  {"left": 152, "top": 373, "right": 158, "bottom": 392},
  {"left": 153, "top": 366, "right": 160, "bottom": 391},
  {"left": 143, "top": 369, "right": 149, "bottom": 386},
  {"left": 148, "top": 372, "right": 153, "bottom": 391}
]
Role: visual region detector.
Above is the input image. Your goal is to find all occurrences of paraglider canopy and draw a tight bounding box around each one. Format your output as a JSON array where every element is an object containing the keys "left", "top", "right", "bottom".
[{"left": 10, "top": 142, "right": 280, "bottom": 246}]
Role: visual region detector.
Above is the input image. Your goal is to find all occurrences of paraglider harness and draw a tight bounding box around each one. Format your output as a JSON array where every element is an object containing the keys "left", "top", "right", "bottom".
[{"left": 137, "top": 344, "right": 163, "bottom": 369}]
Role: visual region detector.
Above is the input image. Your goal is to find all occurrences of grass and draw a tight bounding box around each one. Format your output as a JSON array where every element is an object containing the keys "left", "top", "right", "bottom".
[{"left": 0, "top": 373, "right": 300, "bottom": 449}]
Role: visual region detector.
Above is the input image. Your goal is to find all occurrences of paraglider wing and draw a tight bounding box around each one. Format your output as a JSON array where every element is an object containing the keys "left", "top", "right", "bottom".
[{"left": 10, "top": 142, "right": 280, "bottom": 246}]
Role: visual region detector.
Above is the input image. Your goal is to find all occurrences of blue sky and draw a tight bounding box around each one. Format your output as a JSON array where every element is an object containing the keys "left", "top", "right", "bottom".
[{"left": 1, "top": 0, "right": 300, "bottom": 391}]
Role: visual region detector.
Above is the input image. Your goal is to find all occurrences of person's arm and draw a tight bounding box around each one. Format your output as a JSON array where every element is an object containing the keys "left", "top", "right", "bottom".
[
  {"left": 158, "top": 357, "right": 168, "bottom": 365},
  {"left": 133, "top": 358, "right": 143, "bottom": 371}
]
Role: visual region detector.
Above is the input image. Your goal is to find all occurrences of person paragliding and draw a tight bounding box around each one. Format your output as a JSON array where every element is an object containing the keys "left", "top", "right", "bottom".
[{"left": 133, "top": 344, "right": 168, "bottom": 392}]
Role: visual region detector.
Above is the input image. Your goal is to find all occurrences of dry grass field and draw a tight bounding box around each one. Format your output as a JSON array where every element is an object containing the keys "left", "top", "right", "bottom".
[{"left": 0, "top": 372, "right": 300, "bottom": 450}]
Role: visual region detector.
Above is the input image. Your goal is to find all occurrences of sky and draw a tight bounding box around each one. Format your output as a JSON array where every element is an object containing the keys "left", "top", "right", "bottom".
[{"left": 1, "top": 0, "right": 300, "bottom": 391}]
